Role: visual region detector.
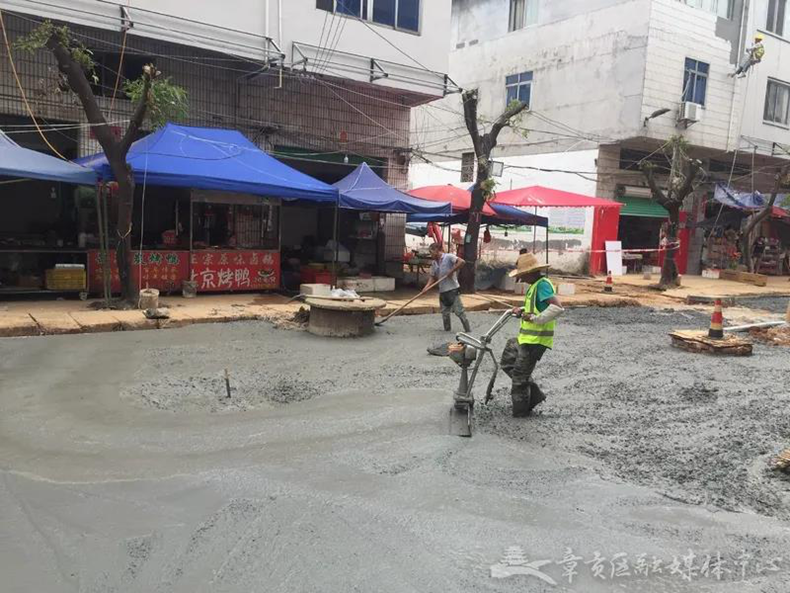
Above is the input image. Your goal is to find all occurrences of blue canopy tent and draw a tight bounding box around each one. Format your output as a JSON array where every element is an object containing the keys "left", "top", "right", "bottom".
[
  {"left": 334, "top": 163, "right": 451, "bottom": 215},
  {"left": 78, "top": 123, "right": 338, "bottom": 203},
  {"left": 77, "top": 124, "right": 344, "bottom": 294},
  {"left": 0, "top": 130, "right": 96, "bottom": 185}
]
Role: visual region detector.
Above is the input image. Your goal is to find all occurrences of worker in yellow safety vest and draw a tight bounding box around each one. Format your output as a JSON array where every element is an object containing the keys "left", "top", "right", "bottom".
[
  {"left": 732, "top": 34, "right": 765, "bottom": 77},
  {"left": 500, "top": 253, "right": 565, "bottom": 417}
]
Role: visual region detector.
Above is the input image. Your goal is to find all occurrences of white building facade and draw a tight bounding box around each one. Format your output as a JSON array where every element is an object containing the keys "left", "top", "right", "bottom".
[{"left": 410, "top": 0, "right": 790, "bottom": 273}]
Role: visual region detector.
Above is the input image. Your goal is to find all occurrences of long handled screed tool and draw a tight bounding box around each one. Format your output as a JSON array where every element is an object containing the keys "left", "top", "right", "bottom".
[
  {"left": 374, "top": 269, "right": 455, "bottom": 327},
  {"left": 448, "top": 309, "right": 519, "bottom": 437}
]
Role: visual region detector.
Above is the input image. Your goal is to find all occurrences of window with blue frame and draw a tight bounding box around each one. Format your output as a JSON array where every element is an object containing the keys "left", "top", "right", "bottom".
[
  {"left": 683, "top": 58, "right": 709, "bottom": 106},
  {"left": 505, "top": 71, "right": 533, "bottom": 107},
  {"left": 317, "top": 0, "right": 420, "bottom": 32}
]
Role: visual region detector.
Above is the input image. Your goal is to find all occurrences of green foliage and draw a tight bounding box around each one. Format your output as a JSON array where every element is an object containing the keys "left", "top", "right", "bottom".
[
  {"left": 480, "top": 177, "right": 497, "bottom": 199},
  {"left": 14, "top": 21, "right": 95, "bottom": 79},
  {"left": 124, "top": 75, "right": 188, "bottom": 129}
]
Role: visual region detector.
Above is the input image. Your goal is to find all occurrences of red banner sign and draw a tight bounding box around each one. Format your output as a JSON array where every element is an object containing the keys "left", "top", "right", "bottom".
[
  {"left": 88, "top": 250, "right": 279, "bottom": 294},
  {"left": 88, "top": 250, "right": 189, "bottom": 293},
  {"left": 190, "top": 250, "right": 280, "bottom": 292}
]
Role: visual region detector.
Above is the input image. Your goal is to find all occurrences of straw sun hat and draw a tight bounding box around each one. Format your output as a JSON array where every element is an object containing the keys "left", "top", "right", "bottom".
[{"left": 508, "top": 253, "right": 549, "bottom": 278}]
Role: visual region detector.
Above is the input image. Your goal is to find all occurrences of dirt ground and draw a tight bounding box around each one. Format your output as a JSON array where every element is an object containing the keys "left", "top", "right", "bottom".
[{"left": 1, "top": 307, "right": 789, "bottom": 592}]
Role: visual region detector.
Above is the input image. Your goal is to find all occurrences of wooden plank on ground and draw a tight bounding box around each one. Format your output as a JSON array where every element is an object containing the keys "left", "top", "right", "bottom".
[
  {"left": 719, "top": 269, "right": 768, "bottom": 287},
  {"left": 669, "top": 330, "right": 752, "bottom": 356}
]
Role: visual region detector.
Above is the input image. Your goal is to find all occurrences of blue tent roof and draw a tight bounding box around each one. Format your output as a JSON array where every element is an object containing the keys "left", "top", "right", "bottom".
[
  {"left": 408, "top": 203, "right": 548, "bottom": 227},
  {"left": 77, "top": 124, "right": 338, "bottom": 203},
  {"left": 0, "top": 130, "right": 96, "bottom": 185},
  {"left": 334, "top": 163, "right": 452, "bottom": 215}
]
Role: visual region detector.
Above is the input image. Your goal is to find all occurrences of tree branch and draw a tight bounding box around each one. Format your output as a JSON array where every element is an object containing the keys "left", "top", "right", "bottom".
[
  {"left": 488, "top": 99, "right": 528, "bottom": 144},
  {"left": 640, "top": 162, "right": 668, "bottom": 204},
  {"left": 744, "top": 164, "right": 790, "bottom": 238},
  {"left": 461, "top": 89, "right": 483, "bottom": 157},
  {"left": 46, "top": 36, "right": 116, "bottom": 157},
  {"left": 120, "top": 66, "right": 153, "bottom": 154},
  {"left": 677, "top": 158, "right": 702, "bottom": 201}
]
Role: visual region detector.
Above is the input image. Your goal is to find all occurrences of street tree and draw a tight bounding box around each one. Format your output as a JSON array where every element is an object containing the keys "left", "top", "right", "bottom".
[
  {"left": 740, "top": 163, "right": 790, "bottom": 272},
  {"left": 640, "top": 136, "right": 704, "bottom": 289},
  {"left": 15, "top": 21, "right": 187, "bottom": 305},
  {"left": 460, "top": 90, "right": 529, "bottom": 293}
]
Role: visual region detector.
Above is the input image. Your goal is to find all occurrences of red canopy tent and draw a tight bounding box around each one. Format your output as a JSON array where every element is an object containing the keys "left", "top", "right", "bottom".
[
  {"left": 409, "top": 185, "right": 501, "bottom": 217},
  {"left": 493, "top": 186, "right": 623, "bottom": 274}
]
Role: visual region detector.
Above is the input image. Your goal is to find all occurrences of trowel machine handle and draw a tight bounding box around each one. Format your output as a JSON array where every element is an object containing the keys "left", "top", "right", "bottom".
[{"left": 453, "top": 310, "right": 520, "bottom": 405}]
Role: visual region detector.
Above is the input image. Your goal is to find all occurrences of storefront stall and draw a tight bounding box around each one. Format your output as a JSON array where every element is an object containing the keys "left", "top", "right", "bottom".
[
  {"left": 0, "top": 129, "right": 96, "bottom": 296},
  {"left": 78, "top": 124, "right": 339, "bottom": 295}
]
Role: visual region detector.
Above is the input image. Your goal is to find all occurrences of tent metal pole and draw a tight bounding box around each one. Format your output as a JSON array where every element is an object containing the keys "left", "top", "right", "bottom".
[
  {"left": 333, "top": 199, "right": 339, "bottom": 288},
  {"left": 189, "top": 196, "right": 194, "bottom": 283}
]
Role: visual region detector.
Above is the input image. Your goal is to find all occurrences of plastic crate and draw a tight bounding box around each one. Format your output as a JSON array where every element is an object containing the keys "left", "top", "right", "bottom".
[{"left": 45, "top": 268, "right": 86, "bottom": 291}]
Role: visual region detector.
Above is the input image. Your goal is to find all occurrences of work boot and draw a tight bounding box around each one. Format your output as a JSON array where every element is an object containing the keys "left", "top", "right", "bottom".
[
  {"left": 443, "top": 314, "right": 452, "bottom": 332},
  {"left": 527, "top": 382, "right": 546, "bottom": 414},
  {"left": 511, "top": 387, "right": 532, "bottom": 418}
]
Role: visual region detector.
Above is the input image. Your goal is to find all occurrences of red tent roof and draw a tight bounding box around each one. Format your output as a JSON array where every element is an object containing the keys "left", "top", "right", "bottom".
[
  {"left": 771, "top": 206, "right": 790, "bottom": 219},
  {"left": 409, "top": 185, "right": 500, "bottom": 216},
  {"left": 493, "top": 185, "right": 623, "bottom": 209}
]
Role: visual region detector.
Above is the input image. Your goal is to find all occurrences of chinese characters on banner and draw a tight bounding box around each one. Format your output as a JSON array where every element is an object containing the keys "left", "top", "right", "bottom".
[
  {"left": 88, "top": 250, "right": 189, "bottom": 293},
  {"left": 88, "top": 250, "right": 279, "bottom": 293},
  {"left": 190, "top": 250, "right": 280, "bottom": 292}
]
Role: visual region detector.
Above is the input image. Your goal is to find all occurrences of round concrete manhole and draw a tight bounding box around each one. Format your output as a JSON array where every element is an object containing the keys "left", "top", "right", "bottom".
[{"left": 121, "top": 371, "right": 326, "bottom": 413}]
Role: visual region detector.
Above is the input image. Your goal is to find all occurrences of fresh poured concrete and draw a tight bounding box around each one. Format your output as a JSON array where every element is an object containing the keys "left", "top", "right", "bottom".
[{"left": 0, "top": 309, "right": 788, "bottom": 592}]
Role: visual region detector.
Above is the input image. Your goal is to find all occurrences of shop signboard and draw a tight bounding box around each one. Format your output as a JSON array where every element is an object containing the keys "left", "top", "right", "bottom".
[
  {"left": 88, "top": 250, "right": 189, "bottom": 293},
  {"left": 190, "top": 250, "right": 280, "bottom": 292}
]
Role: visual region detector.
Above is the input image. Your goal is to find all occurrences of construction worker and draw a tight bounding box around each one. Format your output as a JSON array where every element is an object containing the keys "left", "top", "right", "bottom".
[
  {"left": 500, "top": 253, "right": 564, "bottom": 417},
  {"left": 427, "top": 242, "right": 471, "bottom": 333},
  {"left": 732, "top": 34, "right": 765, "bottom": 77}
]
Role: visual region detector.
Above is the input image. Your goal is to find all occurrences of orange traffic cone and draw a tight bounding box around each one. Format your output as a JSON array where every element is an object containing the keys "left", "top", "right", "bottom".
[
  {"left": 603, "top": 271, "right": 613, "bottom": 293},
  {"left": 708, "top": 299, "right": 724, "bottom": 339}
]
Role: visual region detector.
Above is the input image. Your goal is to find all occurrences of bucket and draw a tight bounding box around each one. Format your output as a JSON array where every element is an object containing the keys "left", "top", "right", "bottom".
[
  {"left": 182, "top": 280, "right": 197, "bottom": 299},
  {"left": 139, "top": 288, "right": 159, "bottom": 310}
]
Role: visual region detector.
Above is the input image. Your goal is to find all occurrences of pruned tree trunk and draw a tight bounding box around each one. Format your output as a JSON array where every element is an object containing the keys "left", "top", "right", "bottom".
[
  {"left": 46, "top": 37, "right": 153, "bottom": 305},
  {"left": 640, "top": 137, "right": 702, "bottom": 290},
  {"left": 460, "top": 91, "right": 528, "bottom": 293},
  {"left": 739, "top": 164, "right": 790, "bottom": 272},
  {"left": 661, "top": 205, "right": 681, "bottom": 288}
]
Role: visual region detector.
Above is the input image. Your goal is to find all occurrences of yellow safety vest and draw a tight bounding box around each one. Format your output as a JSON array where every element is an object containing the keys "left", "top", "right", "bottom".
[{"left": 518, "top": 277, "right": 556, "bottom": 348}]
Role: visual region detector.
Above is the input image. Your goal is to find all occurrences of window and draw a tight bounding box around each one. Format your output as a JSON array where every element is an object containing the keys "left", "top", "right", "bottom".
[
  {"left": 682, "top": 0, "right": 734, "bottom": 19},
  {"left": 317, "top": 0, "right": 420, "bottom": 32},
  {"left": 764, "top": 79, "right": 790, "bottom": 126},
  {"left": 509, "top": 0, "right": 538, "bottom": 32},
  {"left": 460, "top": 152, "right": 475, "bottom": 183},
  {"left": 89, "top": 51, "right": 152, "bottom": 98},
  {"left": 767, "top": 0, "right": 787, "bottom": 36},
  {"left": 683, "top": 58, "right": 709, "bottom": 106},
  {"left": 505, "top": 71, "right": 533, "bottom": 107}
]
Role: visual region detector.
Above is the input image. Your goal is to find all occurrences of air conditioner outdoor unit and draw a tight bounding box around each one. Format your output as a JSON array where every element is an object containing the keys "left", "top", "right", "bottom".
[
  {"left": 678, "top": 101, "right": 702, "bottom": 127},
  {"left": 622, "top": 185, "right": 653, "bottom": 199}
]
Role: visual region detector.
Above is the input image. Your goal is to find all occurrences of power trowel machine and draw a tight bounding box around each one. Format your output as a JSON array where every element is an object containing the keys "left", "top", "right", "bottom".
[{"left": 447, "top": 310, "right": 519, "bottom": 437}]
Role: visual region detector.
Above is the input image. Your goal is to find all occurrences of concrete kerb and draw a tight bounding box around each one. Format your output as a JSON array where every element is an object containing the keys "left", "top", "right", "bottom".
[{"left": 0, "top": 313, "right": 40, "bottom": 338}]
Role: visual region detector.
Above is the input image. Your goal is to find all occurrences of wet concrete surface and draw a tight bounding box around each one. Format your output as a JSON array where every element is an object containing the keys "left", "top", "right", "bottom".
[
  {"left": 1, "top": 308, "right": 789, "bottom": 592},
  {"left": 734, "top": 296, "right": 790, "bottom": 317}
]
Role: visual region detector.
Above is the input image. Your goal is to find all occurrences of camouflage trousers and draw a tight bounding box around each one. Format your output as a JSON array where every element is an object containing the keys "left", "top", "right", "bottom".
[
  {"left": 439, "top": 289, "right": 471, "bottom": 332},
  {"left": 500, "top": 338, "right": 547, "bottom": 417}
]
